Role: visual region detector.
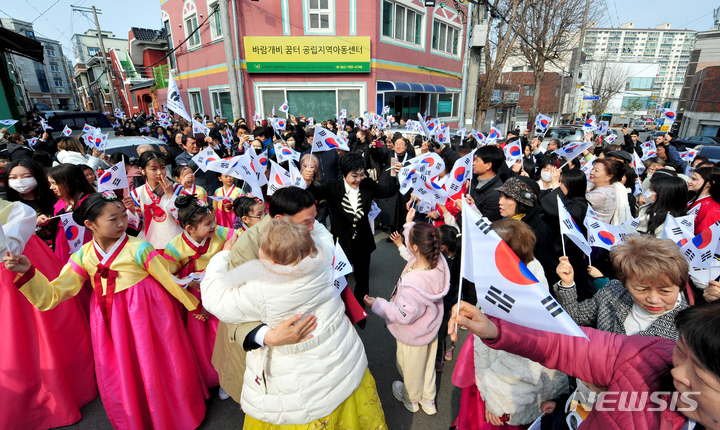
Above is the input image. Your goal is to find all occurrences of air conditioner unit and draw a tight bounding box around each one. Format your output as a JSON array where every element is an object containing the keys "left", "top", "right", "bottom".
[{"left": 470, "top": 24, "right": 488, "bottom": 48}]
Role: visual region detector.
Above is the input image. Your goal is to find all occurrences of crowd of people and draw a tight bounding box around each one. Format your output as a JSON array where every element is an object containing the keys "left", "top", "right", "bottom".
[{"left": 0, "top": 108, "right": 719, "bottom": 430}]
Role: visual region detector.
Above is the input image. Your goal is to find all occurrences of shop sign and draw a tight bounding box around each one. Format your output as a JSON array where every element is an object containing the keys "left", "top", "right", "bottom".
[{"left": 244, "top": 36, "right": 370, "bottom": 73}]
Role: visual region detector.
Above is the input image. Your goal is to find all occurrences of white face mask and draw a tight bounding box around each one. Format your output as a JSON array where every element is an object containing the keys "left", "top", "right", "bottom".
[
  {"left": 541, "top": 171, "right": 552, "bottom": 182},
  {"left": 9, "top": 177, "right": 38, "bottom": 195},
  {"left": 644, "top": 189, "right": 656, "bottom": 202}
]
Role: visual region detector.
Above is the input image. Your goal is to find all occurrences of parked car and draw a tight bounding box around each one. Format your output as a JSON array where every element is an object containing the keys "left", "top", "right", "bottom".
[
  {"left": 632, "top": 119, "right": 656, "bottom": 131},
  {"left": 102, "top": 136, "right": 166, "bottom": 158},
  {"left": 696, "top": 145, "right": 720, "bottom": 164},
  {"left": 46, "top": 111, "right": 112, "bottom": 132},
  {"left": 540, "top": 126, "right": 584, "bottom": 149},
  {"left": 675, "top": 136, "right": 720, "bottom": 148}
]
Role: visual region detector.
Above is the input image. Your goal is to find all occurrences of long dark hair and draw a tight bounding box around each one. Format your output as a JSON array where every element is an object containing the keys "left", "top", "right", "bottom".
[
  {"left": 689, "top": 166, "right": 720, "bottom": 207},
  {"left": 560, "top": 169, "right": 587, "bottom": 200},
  {"left": 47, "top": 163, "right": 96, "bottom": 203},
  {"left": 646, "top": 175, "right": 688, "bottom": 234},
  {"left": 4, "top": 159, "right": 56, "bottom": 215}
]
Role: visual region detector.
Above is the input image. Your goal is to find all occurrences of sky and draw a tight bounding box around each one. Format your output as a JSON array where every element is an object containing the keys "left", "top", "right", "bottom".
[{"left": 0, "top": 0, "right": 717, "bottom": 62}]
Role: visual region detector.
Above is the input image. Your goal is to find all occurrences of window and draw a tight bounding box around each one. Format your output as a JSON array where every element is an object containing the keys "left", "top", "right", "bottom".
[
  {"left": 185, "top": 15, "right": 200, "bottom": 47},
  {"left": 523, "top": 85, "right": 535, "bottom": 97},
  {"left": 163, "top": 18, "right": 177, "bottom": 70},
  {"left": 50, "top": 65, "right": 60, "bottom": 72},
  {"left": 429, "top": 93, "right": 460, "bottom": 118},
  {"left": 210, "top": 87, "right": 233, "bottom": 121},
  {"left": 208, "top": 0, "right": 222, "bottom": 40},
  {"left": 306, "top": 0, "right": 333, "bottom": 33},
  {"left": 55, "top": 80, "right": 63, "bottom": 87},
  {"left": 47, "top": 49, "right": 56, "bottom": 57},
  {"left": 34, "top": 63, "right": 50, "bottom": 93},
  {"left": 432, "top": 20, "right": 460, "bottom": 56},
  {"left": 25, "top": 30, "right": 35, "bottom": 39},
  {"left": 188, "top": 90, "right": 203, "bottom": 116},
  {"left": 88, "top": 47, "right": 100, "bottom": 56},
  {"left": 381, "top": 1, "right": 422, "bottom": 46},
  {"left": 183, "top": 1, "right": 201, "bottom": 48},
  {"left": 512, "top": 66, "right": 524, "bottom": 72},
  {"left": 260, "top": 86, "right": 363, "bottom": 120}
]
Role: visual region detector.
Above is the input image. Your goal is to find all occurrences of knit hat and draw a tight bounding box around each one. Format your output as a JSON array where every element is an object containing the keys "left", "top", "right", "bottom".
[{"left": 496, "top": 176, "right": 536, "bottom": 207}]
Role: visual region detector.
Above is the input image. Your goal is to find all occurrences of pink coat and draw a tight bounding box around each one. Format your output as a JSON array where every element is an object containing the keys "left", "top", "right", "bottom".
[
  {"left": 372, "top": 224, "right": 450, "bottom": 346},
  {"left": 484, "top": 317, "right": 690, "bottom": 430}
]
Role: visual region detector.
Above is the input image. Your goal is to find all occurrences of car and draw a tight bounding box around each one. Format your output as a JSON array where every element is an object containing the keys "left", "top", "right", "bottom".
[
  {"left": 646, "top": 130, "right": 667, "bottom": 141},
  {"left": 696, "top": 145, "right": 720, "bottom": 164},
  {"left": 540, "top": 126, "right": 584, "bottom": 149},
  {"left": 632, "top": 119, "right": 656, "bottom": 131},
  {"left": 101, "top": 136, "right": 167, "bottom": 158},
  {"left": 675, "top": 136, "right": 720, "bottom": 148},
  {"left": 46, "top": 111, "right": 112, "bottom": 133}
]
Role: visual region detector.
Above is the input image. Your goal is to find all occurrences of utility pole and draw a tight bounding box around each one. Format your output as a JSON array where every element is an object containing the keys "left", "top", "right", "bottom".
[
  {"left": 218, "top": 0, "right": 241, "bottom": 121},
  {"left": 567, "top": 0, "right": 591, "bottom": 124},
  {"left": 72, "top": 5, "right": 121, "bottom": 111},
  {"left": 458, "top": 1, "right": 474, "bottom": 126},
  {"left": 463, "top": 2, "right": 486, "bottom": 129},
  {"left": 230, "top": 0, "right": 246, "bottom": 119}
]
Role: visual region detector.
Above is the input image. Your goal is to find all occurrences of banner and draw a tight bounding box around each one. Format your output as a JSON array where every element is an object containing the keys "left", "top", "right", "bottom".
[{"left": 244, "top": 36, "right": 370, "bottom": 73}]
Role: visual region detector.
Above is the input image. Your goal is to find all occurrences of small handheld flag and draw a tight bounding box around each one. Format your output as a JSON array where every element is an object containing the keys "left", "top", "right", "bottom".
[
  {"left": 98, "top": 162, "right": 129, "bottom": 192},
  {"left": 279, "top": 100, "right": 289, "bottom": 113},
  {"left": 62, "top": 125, "right": 72, "bottom": 137}
]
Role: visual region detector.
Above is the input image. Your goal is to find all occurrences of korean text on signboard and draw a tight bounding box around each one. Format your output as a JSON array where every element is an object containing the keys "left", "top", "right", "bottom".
[{"left": 244, "top": 36, "right": 371, "bottom": 73}]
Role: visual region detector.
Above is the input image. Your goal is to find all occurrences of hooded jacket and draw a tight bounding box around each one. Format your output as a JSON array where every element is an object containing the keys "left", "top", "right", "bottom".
[
  {"left": 6, "top": 142, "right": 33, "bottom": 162},
  {"left": 201, "top": 237, "right": 367, "bottom": 425},
  {"left": 371, "top": 222, "right": 450, "bottom": 346}
]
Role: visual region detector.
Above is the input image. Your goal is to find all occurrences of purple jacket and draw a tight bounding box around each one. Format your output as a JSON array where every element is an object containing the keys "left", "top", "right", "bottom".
[
  {"left": 484, "top": 318, "right": 691, "bottom": 430},
  {"left": 372, "top": 222, "right": 450, "bottom": 346}
]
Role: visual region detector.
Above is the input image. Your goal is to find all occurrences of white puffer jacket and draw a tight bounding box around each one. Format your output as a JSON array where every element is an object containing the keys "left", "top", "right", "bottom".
[{"left": 201, "top": 238, "right": 367, "bottom": 425}]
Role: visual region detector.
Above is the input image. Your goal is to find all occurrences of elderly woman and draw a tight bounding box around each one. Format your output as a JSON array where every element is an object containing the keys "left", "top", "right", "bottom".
[
  {"left": 497, "top": 176, "right": 559, "bottom": 285},
  {"left": 554, "top": 234, "right": 689, "bottom": 340},
  {"left": 587, "top": 158, "right": 631, "bottom": 225},
  {"left": 202, "top": 219, "right": 386, "bottom": 428}
]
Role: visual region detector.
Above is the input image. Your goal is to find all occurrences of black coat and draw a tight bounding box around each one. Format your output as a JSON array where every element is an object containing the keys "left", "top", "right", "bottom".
[
  {"left": 469, "top": 174, "right": 503, "bottom": 222},
  {"left": 7, "top": 143, "right": 34, "bottom": 162},
  {"left": 520, "top": 204, "right": 560, "bottom": 286},
  {"left": 308, "top": 176, "right": 399, "bottom": 254},
  {"left": 301, "top": 147, "right": 340, "bottom": 181}
]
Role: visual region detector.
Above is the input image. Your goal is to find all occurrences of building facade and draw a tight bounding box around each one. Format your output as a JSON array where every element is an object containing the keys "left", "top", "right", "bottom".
[
  {"left": 678, "top": 28, "right": 720, "bottom": 133},
  {"left": 1, "top": 18, "right": 76, "bottom": 112},
  {"left": 72, "top": 30, "right": 129, "bottom": 111},
  {"left": 582, "top": 22, "right": 696, "bottom": 105},
  {"left": 158, "top": 0, "right": 467, "bottom": 124}
]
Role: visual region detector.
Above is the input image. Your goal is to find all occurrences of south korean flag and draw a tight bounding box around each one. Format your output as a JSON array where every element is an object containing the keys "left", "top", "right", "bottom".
[{"left": 332, "top": 240, "right": 353, "bottom": 298}]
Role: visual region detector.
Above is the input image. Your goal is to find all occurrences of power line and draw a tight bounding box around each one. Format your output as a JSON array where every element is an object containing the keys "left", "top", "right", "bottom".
[
  {"left": 142, "top": 6, "right": 219, "bottom": 70},
  {"left": 676, "top": 11, "right": 714, "bottom": 29},
  {"left": 32, "top": 0, "right": 62, "bottom": 23}
]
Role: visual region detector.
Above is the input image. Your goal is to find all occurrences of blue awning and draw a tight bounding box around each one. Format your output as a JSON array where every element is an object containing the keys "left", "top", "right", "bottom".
[{"left": 377, "top": 81, "right": 447, "bottom": 93}]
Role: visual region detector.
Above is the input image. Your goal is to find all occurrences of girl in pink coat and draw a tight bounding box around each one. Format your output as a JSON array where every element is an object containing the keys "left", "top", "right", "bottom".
[{"left": 365, "top": 208, "right": 450, "bottom": 416}]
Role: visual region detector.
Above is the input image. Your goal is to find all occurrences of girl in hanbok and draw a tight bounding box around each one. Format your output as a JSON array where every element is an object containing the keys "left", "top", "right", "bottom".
[
  {"left": 175, "top": 164, "right": 208, "bottom": 200},
  {"left": 129, "top": 151, "right": 183, "bottom": 249},
  {"left": 232, "top": 195, "right": 266, "bottom": 232},
  {"left": 213, "top": 173, "right": 244, "bottom": 227},
  {"left": 47, "top": 163, "right": 95, "bottom": 263},
  {"left": 0, "top": 199, "right": 96, "bottom": 430},
  {"left": 4, "top": 191, "right": 208, "bottom": 430},
  {"left": 164, "top": 194, "right": 235, "bottom": 395}
]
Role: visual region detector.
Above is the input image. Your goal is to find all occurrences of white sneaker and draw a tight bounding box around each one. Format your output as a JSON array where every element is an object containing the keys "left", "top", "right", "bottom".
[
  {"left": 218, "top": 386, "right": 230, "bottom": 400},
  {"left": 420, "top": 399, "right": 437, "bottom": 415},
  {"left": 392, "top": 381, "right": 419, "bottom": 412}
]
